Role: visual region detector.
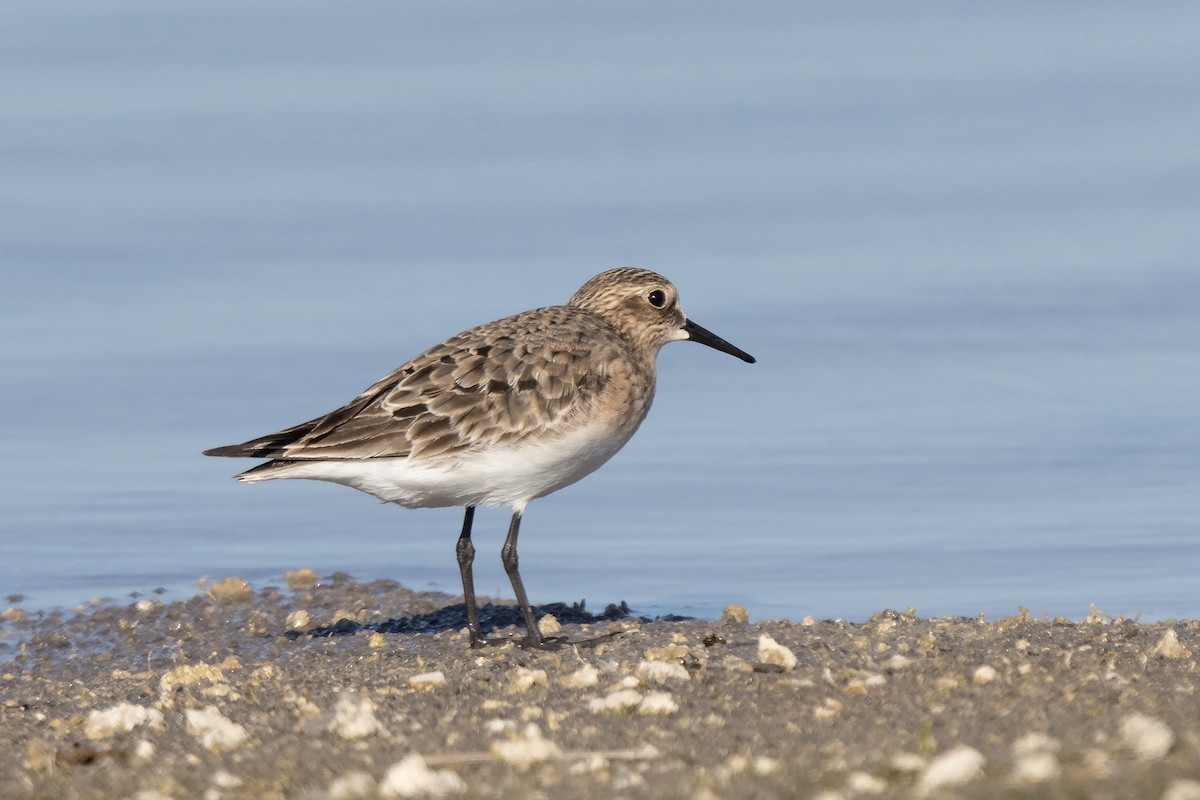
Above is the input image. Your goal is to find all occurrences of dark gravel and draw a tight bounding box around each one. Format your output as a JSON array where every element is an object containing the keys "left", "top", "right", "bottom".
[{"left": 2, "top": 573, "right": 1198, "bottom": 799}]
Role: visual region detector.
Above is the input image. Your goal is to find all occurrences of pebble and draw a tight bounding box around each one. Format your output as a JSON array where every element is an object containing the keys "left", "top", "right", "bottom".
[
  {"left": 133, "top": 739, "right": 155, "bottom": 761},
  {"left": 1152, "top": 629, "right": 1193, "bottom": 660},
  {"left": 207, "top": 577, "right": 253, "bottom": 603},
  {"left": 158, "top": 661, "right": 229, "bottom": 708},
  {"left": 1011, "top": 735, "right": 1061, "bottom": 786},
  {"left": 746, "top": 756, "right": 777, "bottom": 775},
  {"left": 757, "top": 634, "right": 797, "bottom": 671},
  {"left": 328, "top": 692, "right": 384, "bottom": 740},
  {"left": 588, "top": 688, "right": 643, "bottom": 714},
  {"left": 284, "top": 568, "right": 318, "bottom": 590},
  {"left": 408, "top": 671, "right": 446, "bottom": 690},
  {"left": 286, "top": 610, "right": 310, "bottom": 630},
  {"left": 1012, "top": 751, "right": 1060, "bottom": 784},
  {"left": 537, "top": 614, "right": 562, "bottom": 636},
  {"left": 725, "top": 754, "right": 750, "bottom": 774},
  {"left": 643, "top": 643, "right": 690, "bottom": 662},
  {"left": 483, "top": 719, "right": 515, "bottom": 734},
  {"left": 84, "top": 702, "right": 164, "bottom": 739},
  {"left": 379, "top": 754, "right": 466, "bottom": 798},
  {"left": 845, "top": 771, "right": 886, "bottom": 794},
  {"left": 638, "top": 692, "right": 679, "bottom": 715},
  {"left": 1163, "top": 780, "right": 1200, "bottom": 800},
  {"left": 813, "top": 697, "right": 842, "bottom": 720},
  {"left": 250, "top": 664, "right": 278, "bottom": 682},
  {"left": 561, "top": 664, "right": 599, "bottom": 688},
  {"left": 326, "top": 770, "right": 377, "bottom": 800},
  {"left": 1120, "top": 712, "right": 1175, "bottom": 760},
  {"left": 721, "top": 604, "right": 749, "bottom": 623},
  {"left": 914, "top": 745, "right": 986, "bottom": 796},
  {"left": 889, "top": 752, "right": 925, "bottom": 774},
  {"left": 211, "top": 770, "right": 243, "bottom": 789},
  {"left": 636, "top": 660, "right": 689, "bottom": 684},
  {"left": 720, "top": 654, "right": 753, "bottom": 672},
  {"left": 972, "top": 665, "right": 999, "bottom": 684},
  {"left": 491, "top": 723, "right": 562, "bottom": 769},
  {"left": 511, "top": 668, "right": 548, "bottom": 692},
  {"left": 185, "top": 706, "right": 248, "bottom": 752}
]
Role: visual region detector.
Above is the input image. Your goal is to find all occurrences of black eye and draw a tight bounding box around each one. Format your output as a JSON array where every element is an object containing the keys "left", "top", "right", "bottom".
[{"left": 647, "top": 289, "right": 666, "bottom": 308}]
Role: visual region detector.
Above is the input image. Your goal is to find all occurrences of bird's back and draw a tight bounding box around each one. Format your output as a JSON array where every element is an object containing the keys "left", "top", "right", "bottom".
[{"left": 204, "top": 303, "right": 655, "bottom": 468}]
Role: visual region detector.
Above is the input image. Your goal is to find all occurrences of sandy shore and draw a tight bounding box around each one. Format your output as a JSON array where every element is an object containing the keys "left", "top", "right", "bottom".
[{"left": 2, "top": 572, "right": 1198, "bottom": 799}]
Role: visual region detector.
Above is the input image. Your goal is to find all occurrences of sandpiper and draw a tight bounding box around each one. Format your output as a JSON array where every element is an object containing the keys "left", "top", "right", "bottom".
[{"left": 205, "top": 267, "right": 755, "bottom": 647}]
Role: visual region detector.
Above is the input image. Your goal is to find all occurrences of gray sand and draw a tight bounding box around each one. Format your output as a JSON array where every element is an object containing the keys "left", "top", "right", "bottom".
[{"left": 2, "top": 573, "right": 1198, "bottom": 799}]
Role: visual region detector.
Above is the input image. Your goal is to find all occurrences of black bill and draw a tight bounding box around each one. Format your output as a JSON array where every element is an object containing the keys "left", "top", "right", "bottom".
[{"left": 683, "top": 318, "right": 756, "bottom": 363}]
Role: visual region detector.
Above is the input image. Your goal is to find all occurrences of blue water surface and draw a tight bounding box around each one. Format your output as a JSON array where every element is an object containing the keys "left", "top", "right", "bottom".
[{"left": 1, "top": 2, "right": 1198, "bottom": 621}]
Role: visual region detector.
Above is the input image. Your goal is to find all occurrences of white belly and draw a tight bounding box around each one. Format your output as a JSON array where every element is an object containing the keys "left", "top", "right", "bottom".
[{"left": 241, "top": 418, "right": 638, "bottom": 513}]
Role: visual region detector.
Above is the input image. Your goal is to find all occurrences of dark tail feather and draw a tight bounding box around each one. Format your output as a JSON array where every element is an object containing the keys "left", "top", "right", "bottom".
[
  {"left": 202, "top": 418, "right": 321, "bottom": 458},
  {"left": 203, "top": 381, "right": 394, "bottom": 459}
]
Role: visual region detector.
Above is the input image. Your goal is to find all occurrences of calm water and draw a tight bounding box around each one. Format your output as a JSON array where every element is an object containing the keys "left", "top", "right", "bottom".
[{"left": 2, "top": 3, "right": 1198, "bottom": 621}]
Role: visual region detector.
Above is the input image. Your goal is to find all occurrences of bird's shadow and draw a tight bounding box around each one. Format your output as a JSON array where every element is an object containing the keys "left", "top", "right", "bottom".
[{"left": 287, "top": 599, "right": 691, "bottom": 640}]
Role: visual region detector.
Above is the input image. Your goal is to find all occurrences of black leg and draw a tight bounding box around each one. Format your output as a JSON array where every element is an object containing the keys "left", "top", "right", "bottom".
[
  {"left": 500, "top": 511, "right": 544, "bottom": 647},
  {"left": 456, "top": 506, "right": 483, "bottom": 647}
]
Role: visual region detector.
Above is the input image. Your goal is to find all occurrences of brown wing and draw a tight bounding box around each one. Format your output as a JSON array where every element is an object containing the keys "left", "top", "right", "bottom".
[{"left": 203, "top": 305, "right": 626, "bottom": 462}]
